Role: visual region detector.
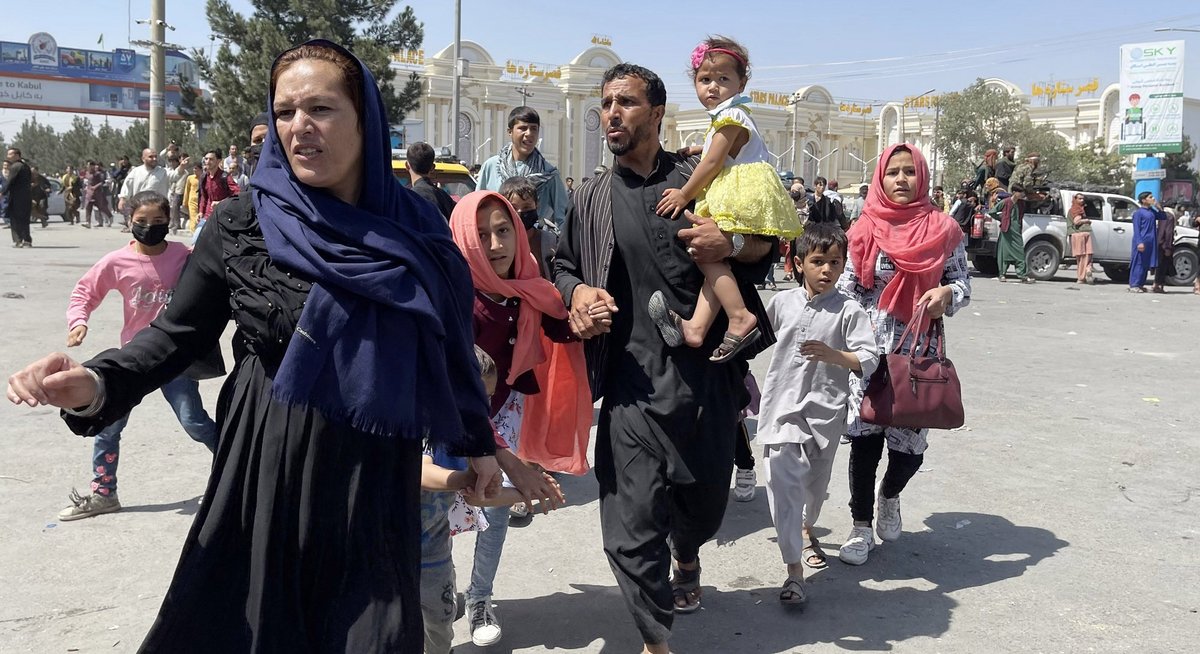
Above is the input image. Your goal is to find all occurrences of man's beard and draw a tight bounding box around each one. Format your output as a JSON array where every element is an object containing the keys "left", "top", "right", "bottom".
[{"left": 606, "top": 121, "right": 653, "bottom": 157}]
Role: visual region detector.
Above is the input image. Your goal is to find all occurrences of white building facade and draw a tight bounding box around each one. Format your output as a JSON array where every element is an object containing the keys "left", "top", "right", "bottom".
[{"left": 396, "top": 45, "right": 1200, "bottom": 186}]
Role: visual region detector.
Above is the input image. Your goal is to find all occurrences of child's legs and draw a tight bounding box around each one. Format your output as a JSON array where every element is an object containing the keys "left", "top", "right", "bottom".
[
  {"left": 685, "top": 260, "right": 756, "bottom": 342},
  {"left": 848, "top": 433, "right": 886, "bottom": 524},
  {"left": 465, "top": 391, "right": 524, "bottom": 604},
  {"left": 734, "top": 420, "right": 754, "bottom": 470},
  {"left": 803, "top": 438, "right": 840, "bottom": 530},
  {"left": 421, "top": 557, "right": 457, "bottom": 654},
  {"left": 763, "top": 443, "right": 810, "bottom": 566},
  {"left": 159, "top": 375, "right": 219, "bottom": 454},
  {"left": 91, "top": 414, "right": 131, "bottom": 496},
  {"left": 465, "top": 506, "right": 509, "bottom": 604}
]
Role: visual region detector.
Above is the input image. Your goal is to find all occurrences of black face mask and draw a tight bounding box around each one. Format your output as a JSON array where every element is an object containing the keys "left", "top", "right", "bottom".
[
  {"left": 131, "top": 222, "right": 170, "bottom": 246},
  {"left": 518, "top": 209, "right": 539, "bottom": 231}
]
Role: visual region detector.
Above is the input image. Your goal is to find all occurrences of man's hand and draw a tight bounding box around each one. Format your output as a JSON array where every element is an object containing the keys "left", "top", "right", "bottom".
[
  {"left": 6, "top": 353, "right": 98, "bottom": 409},
  {"left": 568, "top": 285, "right": 618, "bottom": 339},
  {"left": 66, "top": 325, "right": 87, "bottom": 347},
  {"left": 918, "top": 286, "right": 954, "bottom": 319},
  {"left": 1138, "top": 243, "right": 1146, "bottom": 253},
  {"left": 496, "top": 449, "right": 566, "bottom": 513},
  {"left": 676, "top": 210, "right": 733, "bottom": 263},
  {"left": 656, "top": 188, "right": 689, "bottom": 220},
  {"left": 467, "top": 456, "right": 502, "bottom": 500}
]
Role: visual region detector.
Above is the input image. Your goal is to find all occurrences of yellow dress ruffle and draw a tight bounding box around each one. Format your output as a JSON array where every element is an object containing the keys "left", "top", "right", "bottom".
[{"left": 697, "top": 161, "right": 803, "bottom": 237}]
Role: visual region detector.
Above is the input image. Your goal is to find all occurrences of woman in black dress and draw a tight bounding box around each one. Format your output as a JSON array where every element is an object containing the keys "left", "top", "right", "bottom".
[{"left": 7, "top": 40, "right": 500, "bottom": 652}]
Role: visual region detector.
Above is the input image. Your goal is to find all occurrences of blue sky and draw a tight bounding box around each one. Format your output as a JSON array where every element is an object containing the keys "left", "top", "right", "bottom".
[{"left": 2, "top": 0, "right": 1199, "bottom": 135}]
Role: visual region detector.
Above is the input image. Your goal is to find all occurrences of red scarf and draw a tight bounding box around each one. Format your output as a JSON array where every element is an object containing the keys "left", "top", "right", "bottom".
[
  {"left": 847, "top": 144, "right": 963, "bottom": 326},
  {"left": 450, "top": 191, "right": 568, "bottom": 385}
]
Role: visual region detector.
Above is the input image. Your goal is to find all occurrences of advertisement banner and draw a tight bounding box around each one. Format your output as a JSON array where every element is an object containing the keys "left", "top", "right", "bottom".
[
  {"left": 0, "top": 32, "right": 198, "bottom": 119},
  {"left": 1118, "top": 40, "right": 1185, "bottom": 155},
  {"left": 0, "top": 76, "right": 190, "bottom": 119}
]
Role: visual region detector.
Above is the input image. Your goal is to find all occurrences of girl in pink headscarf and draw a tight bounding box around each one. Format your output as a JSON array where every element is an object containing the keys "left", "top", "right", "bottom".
[
  {"left": 449, "top": 190, "right": 585, "bottom": 645},
  {"left": 835, "top": 144, "right": 970, "bottom": 568}
]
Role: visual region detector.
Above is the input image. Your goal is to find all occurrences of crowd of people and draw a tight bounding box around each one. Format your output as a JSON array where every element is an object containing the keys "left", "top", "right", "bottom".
[
  {"left": 1, "top": 135, "right": 264, "bottom": 247},
  {"left": 0, "top": 32, "right": 1192, "bottom": 654}
]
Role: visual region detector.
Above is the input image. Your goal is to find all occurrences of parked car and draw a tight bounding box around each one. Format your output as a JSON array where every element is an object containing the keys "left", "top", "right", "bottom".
[
  {"left": 968, "top": 187, "right": 1199, "bottom": 285},
  {"left": 390, "top": 151, "right": 476, "bottom": 201},
  {"left": 46, "top": 178, "right": 65, "bottom": 219}
]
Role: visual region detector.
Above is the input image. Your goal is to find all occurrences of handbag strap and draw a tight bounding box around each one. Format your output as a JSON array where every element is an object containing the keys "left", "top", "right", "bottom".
[{"left": 892, "top": 302, "right": 929, "bottom": 355}]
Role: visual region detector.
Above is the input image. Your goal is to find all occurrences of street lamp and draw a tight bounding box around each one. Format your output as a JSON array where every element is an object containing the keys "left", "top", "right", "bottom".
[
  {"left": 787, "top": 94, "right": 803, "bottom": 174},
  {"left": 804, "top": 147, "right": 839, "bottom": 178},
  {"left": 847, "top": 152, "right": 880, "bottom": 182},
  {"left": 1153, "top": 27, "right": 1200, "bottom": 32},
  {"left": 772, "top": 145, "right": 795, "bottom": 171},
  {"left": 900, "top": 88, "right": 935, "bottom": 144},
  {"left": 474, "top": 137, "right": 492, "bottom": 161}
]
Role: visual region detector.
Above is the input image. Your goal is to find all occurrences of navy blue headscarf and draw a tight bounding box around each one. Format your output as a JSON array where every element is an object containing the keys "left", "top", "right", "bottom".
[{"left": 252, "top": 40, "right": 492, "bottom": 449}]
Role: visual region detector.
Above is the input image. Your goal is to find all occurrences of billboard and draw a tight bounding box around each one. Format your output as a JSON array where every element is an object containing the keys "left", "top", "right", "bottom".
[
  {"left": 0, "top": 32, "right": 199, "bottom": 120},
  {"left": 1118, "top": 40, "right": 1185, "bottom": 155}
]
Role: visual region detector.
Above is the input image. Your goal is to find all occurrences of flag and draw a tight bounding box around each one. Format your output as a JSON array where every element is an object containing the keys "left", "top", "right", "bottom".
[{"left": 97, "top": 34, "right": 104, "bottom": 47}]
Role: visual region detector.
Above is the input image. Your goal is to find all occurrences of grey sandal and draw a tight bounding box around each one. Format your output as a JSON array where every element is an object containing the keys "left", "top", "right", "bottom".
[
  {"left": 710, "top": 327, "right": 761, "bottom": 363},
  {"left": 649, "top": 290, "right": 685, "bottom": 347}
]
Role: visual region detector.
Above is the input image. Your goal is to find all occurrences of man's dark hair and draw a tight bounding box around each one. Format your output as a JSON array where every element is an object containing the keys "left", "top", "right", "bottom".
[
  {"left": 1010, "top": 183, "right": 1026, "bottom": 194},
  {"left": 792, "top": 223, "right": 848, "bottom": 262},
  {"left": 1138, "top": 191, "right": 1152, "bottom": 202},
  {"left": 814, "top": 176, "right": 828, "bottom": 186},
  {"left": 407, "top": 142, "right": 436, "bottom": 175},
  {"left": 507, "top": 106, "right": 540, "bottom": 129},
  {"left": 206, "top": 149, "right": 222, "bottom": 160},
  {"left": 6, "top": 147, "right": 20, "bottom": 157},
  {"left": 601, "top": 63, "right": 667, "bottom": 108},
  {"left": 934, "top": 185, "right": 944, "bottom": 192},
  {"left": 498, "top": 176, "right": 538, "bottom": 204},
  {"left": 963, "top": 190, "right": 978, "bottom": 200},
  {"left": 565, "top": 177, "right": 574, "bottom": 183}
]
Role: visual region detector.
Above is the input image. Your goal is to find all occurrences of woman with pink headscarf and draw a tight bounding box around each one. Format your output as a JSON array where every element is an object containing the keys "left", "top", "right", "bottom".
[{"left": 835, "top": 144, "right": 971, "bottom": 567}]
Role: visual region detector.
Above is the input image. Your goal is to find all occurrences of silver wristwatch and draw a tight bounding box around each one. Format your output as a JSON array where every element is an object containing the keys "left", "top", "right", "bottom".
[{"left": 728, "top": 233, "right": 745, "bottom": 258}]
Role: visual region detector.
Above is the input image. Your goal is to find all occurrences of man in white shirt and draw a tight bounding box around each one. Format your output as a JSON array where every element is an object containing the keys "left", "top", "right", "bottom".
[
  {"left": 223, "top": 144, "right": 244, "bottom": 173},
  {"left": 118, "top": 148, "right": 169, "bottom": 231},
  {"left": 165, "top": 152, "right": 191, "bottom": 233}
]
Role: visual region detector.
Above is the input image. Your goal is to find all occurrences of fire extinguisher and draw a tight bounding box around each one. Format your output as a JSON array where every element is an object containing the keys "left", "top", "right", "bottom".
[{"left": 971, "top": 210, "right": 987, "bottom": 239}]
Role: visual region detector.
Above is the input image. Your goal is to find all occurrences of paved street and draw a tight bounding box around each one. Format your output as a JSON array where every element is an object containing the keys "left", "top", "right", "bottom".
[{"left": 1, "top": 223, "right": 1197, "bottom": 653}]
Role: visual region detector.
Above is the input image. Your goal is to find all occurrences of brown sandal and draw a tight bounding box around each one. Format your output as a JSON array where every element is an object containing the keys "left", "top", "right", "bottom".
[
  {"left": 709, "top": 328, "right": 761, "bottom": 363},
  {"left": 779, "top": 575, "right": 807, "bottom": 606}
]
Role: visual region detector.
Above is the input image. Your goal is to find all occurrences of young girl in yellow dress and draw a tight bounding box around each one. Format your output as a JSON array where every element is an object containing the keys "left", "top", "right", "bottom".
[{"left": 653, "top": 35, "right": 802, "bottom": 362}]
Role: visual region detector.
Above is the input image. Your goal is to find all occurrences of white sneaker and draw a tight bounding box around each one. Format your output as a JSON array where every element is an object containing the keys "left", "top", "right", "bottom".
[
  {"left": 839, "top": 525, "right": 875, "bottom": 565},
  {"left": 876, "top": 494, "right": 902, "bottom": 542},
  {"left": 469, "top": 600, "right": 502, "bottom": 646},
  {"left": 733, "top": 467, "right": 756, "bottom": 502}
]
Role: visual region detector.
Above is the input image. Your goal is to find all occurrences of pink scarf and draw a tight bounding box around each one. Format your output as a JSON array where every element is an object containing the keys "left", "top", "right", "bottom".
[
  {"left": 450, "top": 191, "right": 568, "bottom": 385},
  {"left": 847, "top": 144, "right": 963, "bottom": 326}
]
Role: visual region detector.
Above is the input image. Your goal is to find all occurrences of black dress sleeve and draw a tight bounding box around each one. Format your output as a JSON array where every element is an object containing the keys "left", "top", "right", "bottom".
[{"left": 63, "top": 206, "right": 233, "bottom": 435}]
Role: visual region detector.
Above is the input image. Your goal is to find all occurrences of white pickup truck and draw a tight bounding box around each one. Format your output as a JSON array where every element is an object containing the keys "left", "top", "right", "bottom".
[{"left": 968, "top": 188, "right": 1199, "bottom": 285}]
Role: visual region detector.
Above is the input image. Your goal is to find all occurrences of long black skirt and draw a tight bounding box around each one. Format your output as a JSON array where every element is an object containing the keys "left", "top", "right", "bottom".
[{"left": 139, "top": 356, "right": 424, "bottom": 653}]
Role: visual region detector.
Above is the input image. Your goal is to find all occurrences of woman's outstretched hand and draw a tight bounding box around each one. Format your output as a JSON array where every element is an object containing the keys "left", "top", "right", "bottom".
[{"left": 6, "top": 353, "right": 98, "bottom": 409}]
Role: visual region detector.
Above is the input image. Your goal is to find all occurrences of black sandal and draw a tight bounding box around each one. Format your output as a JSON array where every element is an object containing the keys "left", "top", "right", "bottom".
[{"left": 671, "top": 564, "right": 702, "bottom": 614}]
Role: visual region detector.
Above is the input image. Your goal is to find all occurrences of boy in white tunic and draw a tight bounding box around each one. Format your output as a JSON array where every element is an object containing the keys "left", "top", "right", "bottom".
[{"left": 759, "top": 224, "right": 879, "bottom": 606}]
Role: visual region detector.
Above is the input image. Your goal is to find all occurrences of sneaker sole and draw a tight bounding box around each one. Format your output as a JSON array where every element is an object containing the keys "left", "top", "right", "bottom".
[{"left": 471, "top": 629, "right": 502, "bottom": 647}]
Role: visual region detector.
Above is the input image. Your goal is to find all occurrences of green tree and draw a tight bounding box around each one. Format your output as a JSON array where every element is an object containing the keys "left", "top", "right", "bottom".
[
  {"left": 935, "top": 79, "right": 1027, "bottom": 187},
  {"left": 1012, "top": 119, "right": 1072, "bottom": 184},
  {"left": 194, "top": 0, "right": 424, "bottom": 149},
  {"left": 1062, "top": 138, "right": 1132, "bottom": 192},
  {"left": 60, "top": 116, "right": 103, "bottom": 169},
  {"left": 11, "top": 117, "right": 64, "bottom": 172},
  {"left": 1163, "top": 135, "right": 1198, "bottom": 182}
]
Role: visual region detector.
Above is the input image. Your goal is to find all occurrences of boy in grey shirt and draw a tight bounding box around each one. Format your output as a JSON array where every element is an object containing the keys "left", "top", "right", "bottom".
[{"left": 758, "top": 224, "right": 878, "bottom": 607}]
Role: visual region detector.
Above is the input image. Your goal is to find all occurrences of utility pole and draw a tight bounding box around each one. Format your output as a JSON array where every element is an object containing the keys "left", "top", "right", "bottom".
[
  {"left": 516, "top": 86, "right": 534, "bottom": 105},
  {"left": 450, "top": 0, "right": 462, "bottom": 157},
  {"left": 132, "top": 0, "right": 179, "bottom": 154},
  {"left": 788, "top": 94, "right": 801, "bottom": 174}
]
